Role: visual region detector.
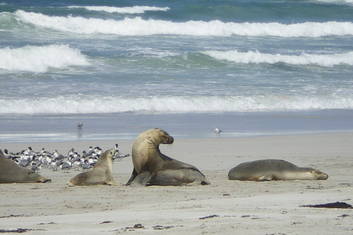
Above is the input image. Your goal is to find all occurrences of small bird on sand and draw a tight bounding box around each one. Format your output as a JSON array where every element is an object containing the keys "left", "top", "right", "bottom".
[{"left": 77, "top": 122, "right": 83, "bottom": 129}]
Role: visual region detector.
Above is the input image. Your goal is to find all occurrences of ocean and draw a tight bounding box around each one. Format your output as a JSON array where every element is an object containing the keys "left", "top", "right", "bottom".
[{"left": 1, "top": 0, "right": 353, "bottom": 142}]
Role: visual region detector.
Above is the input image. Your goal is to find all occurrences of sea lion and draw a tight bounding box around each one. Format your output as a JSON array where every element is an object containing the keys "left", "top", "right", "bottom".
[
  {"left": 228, "top": 159, "right": 328, "bottom": 181},
  {"left": 0, "top": 152, "right": 51, "bottom": 183},
  {"left": 68, "top": 148, "right": 117, "bottom": 186},
  {"left": 0, "top": 149, "right": 5, "bottom": 158},
  {"left": 126, "top": 128, "right": 209, "bottom": 186}
]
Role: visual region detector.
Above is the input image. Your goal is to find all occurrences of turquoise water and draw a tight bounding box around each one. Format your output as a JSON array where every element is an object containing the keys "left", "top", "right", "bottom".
[{"left": 1, "top": 0, "right": 353, "bottom": 142}]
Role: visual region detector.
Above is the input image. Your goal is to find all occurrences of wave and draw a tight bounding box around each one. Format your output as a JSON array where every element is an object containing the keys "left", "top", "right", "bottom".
[
  {"left": 202, "top": 50, "right": 353, "bottom": 67},
  {"left": 313, "top": 0, "right": 353, "bottom": 5},
  {"left": 0, "top": 44, "right": 89, "bottom": 73},
  {"left": 1, "top": 95, "right": 353, "bottom": 114},
  {"left": 67, "top": 5, "right": 170, "bottom": 14},
  {"left": 14, "top": 10, "right": 353, "bottom": 37},
  {"left": 0, "top": 12, "right": 21, "bottom": 29}
]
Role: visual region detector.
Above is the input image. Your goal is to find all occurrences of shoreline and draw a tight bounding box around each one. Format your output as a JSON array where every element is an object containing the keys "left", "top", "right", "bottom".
[
  {"left": 1, "top": 132, "right": 353, "bottom": 234},
  {"left": 2, "top": 109, "right": 353, "bottom": 143}
]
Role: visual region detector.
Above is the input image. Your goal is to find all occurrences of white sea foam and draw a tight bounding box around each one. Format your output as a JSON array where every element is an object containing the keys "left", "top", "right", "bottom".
[
  {"left": 0, "top": 95, "right": 352, "bottom": 114},
  {"left": 203, "top": 50, "right": 353, "bottom": 67},
  {"left": 0, "top": 44, "right": 89, "bottom": 73},
  {"left": 313, "top": 0, "right": 353, "bottom": 5},
  {"left": 14, "top": 10, "right": 353, "bottom": 37},
  {"left": 68, "top": 5, "right": 170, "bottom": 14}
]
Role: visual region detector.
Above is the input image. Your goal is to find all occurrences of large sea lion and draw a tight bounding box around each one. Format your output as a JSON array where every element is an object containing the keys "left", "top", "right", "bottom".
[
  {"left": 126, "top": 128, "right": 209, "bottom": 186},
  {"left": 68, "top": 149, "right": 117, "bottom": 186},
  {"left": 228, "top": 159, "right": 328, "bottom": 181},
  {"left": 0, "top": 151, "right": 51, "bottom": 183}
]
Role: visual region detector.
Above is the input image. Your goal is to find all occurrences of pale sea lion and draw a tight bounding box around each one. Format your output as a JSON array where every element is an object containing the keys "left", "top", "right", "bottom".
[
  {"left": 228, "top": 159, "right": 328, "bottom": 181},
  {"left": 126, "top": 128, "right": 209, "bottom": 186},
  {"left": 68, "top": 149, "right": 117, "bottom": 186},
  {"left": 0, "top": 151, "right": 51, "bottom": 183}
]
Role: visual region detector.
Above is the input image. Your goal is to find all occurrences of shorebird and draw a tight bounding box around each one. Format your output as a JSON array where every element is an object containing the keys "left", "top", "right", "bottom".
[
  {"left": 4, "top": 144, "right": 130, "bottom": 171},
  {"left": 77, "top": 122, "right": 83, "bottom": 129},
  {"left": 113, "top": 144, "right": 130, "bottom": 160},
  {"left": 213, "top": 128, "right": 222, "bottom": 134}
]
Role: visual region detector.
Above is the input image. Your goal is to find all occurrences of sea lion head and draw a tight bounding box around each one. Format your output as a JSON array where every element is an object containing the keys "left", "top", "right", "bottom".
[
  {"left": 311, "top": 169, "right": 328, "bottom": 180},
  {"left": 104, "top": 148, "right": 116, "bottom": 159},
  {"left": 140, "top": 128, "right": 174, "bottom": 146},
  {"left": 106, "top": 148, "right": 117, "bottom": 163},
  {"left": 26, "top": 170, "right": 51, "bottom": 183},
  {"left": 155, "top": 128, "right": 174, "bottom": 144},
  {"left": 95, "top": 148, "right": 116, "bottom": 167}
]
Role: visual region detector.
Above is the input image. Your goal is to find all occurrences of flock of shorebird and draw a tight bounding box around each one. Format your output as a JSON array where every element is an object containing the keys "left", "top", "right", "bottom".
[
  {"left": 1, "top": 144, "right": 129, "bottom": 172},
  {"left": 1, "top": 125, "right": 222, "bottom": 173}
]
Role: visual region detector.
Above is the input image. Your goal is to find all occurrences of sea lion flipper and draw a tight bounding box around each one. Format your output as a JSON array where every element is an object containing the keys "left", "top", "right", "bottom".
[
  {"left": 105, "top": 180, "right": 118, "bottom": 186},
  {"left": 257, "top": 175, "right": 274, "bottom": 181},
  {"left": 126, "top": 168, "right": 138, "bottom": 186},
  {"left": 130, "top": 172, "right": 152, "bottom": 186},
  {"left": 149, "top": 169, "right": 209, "bottom": 186}
]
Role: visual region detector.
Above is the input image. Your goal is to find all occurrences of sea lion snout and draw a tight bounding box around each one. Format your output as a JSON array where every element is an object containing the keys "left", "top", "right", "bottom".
[
  {"left": 158, "top": 129, "right": 174, "bottom": 144},
  {"left": 167, "top": 136, "right": 174, "bottom": 144},
  {"left": 319, "top": 174, "right": 328, "bottom": 180},
  {"left": 109, "top": 149, "right": 116, "bottom": 157},
  {"left": 315, "top": 170, "right": 328, "bottom": 180}
]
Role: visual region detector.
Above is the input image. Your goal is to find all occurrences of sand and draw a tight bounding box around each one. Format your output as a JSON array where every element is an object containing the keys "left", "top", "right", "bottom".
[{"left": 1, "top": 132, "right": 353, "bottom": 234}]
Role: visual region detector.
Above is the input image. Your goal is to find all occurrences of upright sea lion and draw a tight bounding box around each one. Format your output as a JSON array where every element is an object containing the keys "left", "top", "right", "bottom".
[
  {"left": 68, "top": 149, "right": 117, "bottom": 186},
  {"left": 0, "top": 152, "right": 51, "bottom": 183},
  {"left": 126, "top": 128, "right": 209, "bottom": 186},
  {"left": 228, "top": 159, "right": 328, "bottom": 181}
]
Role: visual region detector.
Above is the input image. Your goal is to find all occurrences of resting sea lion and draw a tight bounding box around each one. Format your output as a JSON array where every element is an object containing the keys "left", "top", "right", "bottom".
[
  {"left": 126, "top": 128, "right": 209, "bottom": 186},
  {"left": 0, "top": 152, "right": 51, "bottom": 183},
  {"left": 68, "top": 149, "right": 117, "bottom": 186},
  {"left": 228, "top": 159, "right": 328, "bottom": 181}
]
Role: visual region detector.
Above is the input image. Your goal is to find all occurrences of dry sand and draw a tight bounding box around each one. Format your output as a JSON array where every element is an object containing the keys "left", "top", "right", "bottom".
[{"left": 1, "top": 132, "right": 353, "bottom": 234}]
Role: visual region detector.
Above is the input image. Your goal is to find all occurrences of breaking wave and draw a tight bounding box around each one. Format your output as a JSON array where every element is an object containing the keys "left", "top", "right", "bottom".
[
  {"left": 0, "top": 44, "right": 89, "bottom": 73},
  {"left": 68, "top": 5, "right": 170, "bottom": 14},
  {"left": 313, "top": 0, "right": 353, "bottom": 5},
  {"left": 14, "top": 10, "right": 353, "bottom": 37},
  {"left": 202, "top": 50, "right": 353, "bottom": 67},
  {"left": 1, "top": 95, "right": 353, "bottom": 114}
]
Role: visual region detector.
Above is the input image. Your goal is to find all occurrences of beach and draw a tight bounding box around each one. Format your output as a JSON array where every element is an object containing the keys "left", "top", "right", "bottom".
[
  {"left": 1, "top": 0, "right": 353, "bottom": 233},
  {"left": 1, "top": 132, "right": 352, "bottom": 234}
]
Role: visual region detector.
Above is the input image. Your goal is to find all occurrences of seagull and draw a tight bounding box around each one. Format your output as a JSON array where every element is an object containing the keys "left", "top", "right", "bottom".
[
  {"left": 1, "top": 149, "right": 10, "bottom": 158},
  {"left": 60, "top": 161, "right": 72, "bottom": 170},
  {"left": 112, "top": 144, "right": 130, "bottom": 160},
  {"left": 22, "top": 146, "right": 33, "bottom": 155},
  {"left": 77, "top": 122, "right": 83, "bottom": 129},
  {"left": 213, "top": 128, "right": 222, "bottom": 134}
]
